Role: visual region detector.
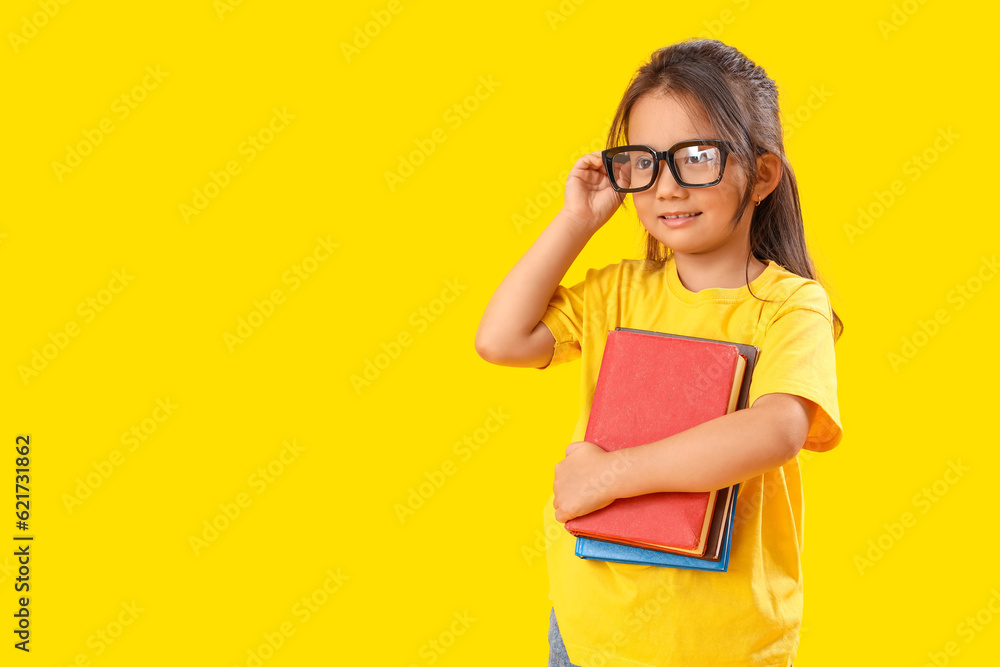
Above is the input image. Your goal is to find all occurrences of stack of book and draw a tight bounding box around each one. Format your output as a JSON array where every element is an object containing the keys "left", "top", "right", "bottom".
[{"left": 565, "top": 327, "right": 759, "bottom": 572}]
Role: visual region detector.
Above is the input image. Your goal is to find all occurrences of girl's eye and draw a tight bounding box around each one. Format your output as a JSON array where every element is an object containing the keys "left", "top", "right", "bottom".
[
  {"left": 680, "top": 150, "right": 716, "bottom": 166},
  {"left": 636, "top": 157, "right": 653, "bottom": 170}
]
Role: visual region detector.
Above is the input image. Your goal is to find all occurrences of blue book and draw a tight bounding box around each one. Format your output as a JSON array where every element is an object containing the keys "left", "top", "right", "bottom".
[{"left": 575, "top": 484, "right": 739, "bottom": 571}]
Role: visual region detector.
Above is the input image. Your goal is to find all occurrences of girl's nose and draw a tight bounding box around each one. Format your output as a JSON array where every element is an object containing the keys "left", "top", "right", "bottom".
[{"left": 653, "top": 160, "right": 685, "bottom": 199}]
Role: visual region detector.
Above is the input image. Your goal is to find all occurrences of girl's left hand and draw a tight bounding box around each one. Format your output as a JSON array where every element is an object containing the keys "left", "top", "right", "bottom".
[{"left": 553, "top": 441, "right": 625, "bottom": 523}]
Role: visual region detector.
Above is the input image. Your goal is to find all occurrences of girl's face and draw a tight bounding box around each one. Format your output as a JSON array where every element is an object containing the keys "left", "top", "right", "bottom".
[{"left": 627, "top": 91, "right": 754, "bottom": 260}]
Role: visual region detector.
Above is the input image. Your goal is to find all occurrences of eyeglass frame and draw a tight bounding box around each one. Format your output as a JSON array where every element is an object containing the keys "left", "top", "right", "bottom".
[{"left": 601, "top": 140, "right": 736, "bottom": 192}]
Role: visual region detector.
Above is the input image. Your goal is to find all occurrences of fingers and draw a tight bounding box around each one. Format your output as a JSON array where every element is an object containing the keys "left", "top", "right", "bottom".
[
  {"left": 573, "top": 151, "right": 604, "bottom": 170},
  {"left": 554, "top": 502, "right": 577, "bottom": 524},
  {"left": 570, "top": 158, "right": 611, "bottom": 188}
]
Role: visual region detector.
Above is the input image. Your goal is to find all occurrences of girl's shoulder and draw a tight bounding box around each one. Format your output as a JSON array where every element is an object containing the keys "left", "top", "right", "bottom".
[
  {"left": 758, "top": 261, "right": 834, "bottom": 321},
  {"left": 570, "top": 258, "right": 647, "bottom": 290}
]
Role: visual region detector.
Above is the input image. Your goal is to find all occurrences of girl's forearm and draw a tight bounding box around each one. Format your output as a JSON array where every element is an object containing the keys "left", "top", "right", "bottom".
[
  {"left": 475, "top": 210, "right": 592, "bottom": 360},
  {"left": 609, "top": 395, "right": 812, "bottom": 498}
]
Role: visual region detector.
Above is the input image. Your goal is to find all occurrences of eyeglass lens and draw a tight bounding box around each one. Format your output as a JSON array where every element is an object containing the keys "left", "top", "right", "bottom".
[{"left": 610, "top": 145, "right": 722, "bottom": 189}]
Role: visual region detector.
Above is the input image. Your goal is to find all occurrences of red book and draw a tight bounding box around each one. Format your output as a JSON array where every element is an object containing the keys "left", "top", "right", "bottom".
[{"left": 564, "top": 328, "right": 747, "bottom": 556}]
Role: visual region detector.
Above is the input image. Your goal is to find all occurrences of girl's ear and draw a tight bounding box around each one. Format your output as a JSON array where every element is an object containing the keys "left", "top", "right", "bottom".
[{"left": 755, "top": 152, "right": 783, "bottom": 199}]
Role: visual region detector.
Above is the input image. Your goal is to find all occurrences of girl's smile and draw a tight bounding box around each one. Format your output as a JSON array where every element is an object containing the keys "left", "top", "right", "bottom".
[{"left": 659, "top": 211, "right": 702, "bottom": 227}]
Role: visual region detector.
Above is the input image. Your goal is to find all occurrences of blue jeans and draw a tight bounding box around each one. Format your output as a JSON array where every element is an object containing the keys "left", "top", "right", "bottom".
[
  {"left": 548, "top": 607, "right": 582, "bottom": 667},
  {"left": 548, "top": 607, "right": 793, "bottom": 666}
]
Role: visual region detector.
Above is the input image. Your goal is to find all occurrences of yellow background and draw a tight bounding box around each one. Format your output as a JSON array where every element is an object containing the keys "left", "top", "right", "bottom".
[{"left": 2, "top": 0, "right": 998, "bottom": 664}]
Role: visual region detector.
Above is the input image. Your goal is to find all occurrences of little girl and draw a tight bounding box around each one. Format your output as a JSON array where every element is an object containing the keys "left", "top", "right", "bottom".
[{"left": 476, "top": 38, "right": 842, "bottom": 667}]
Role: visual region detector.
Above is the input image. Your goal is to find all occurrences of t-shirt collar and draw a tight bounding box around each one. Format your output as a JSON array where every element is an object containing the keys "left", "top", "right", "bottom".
[{"left": 666, "top": 255, "right": 779, "bottom": 304}]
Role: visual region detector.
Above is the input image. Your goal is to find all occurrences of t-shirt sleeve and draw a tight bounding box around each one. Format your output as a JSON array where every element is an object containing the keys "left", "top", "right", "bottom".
[
  {"left": 535, "top": 276, "right": 587, "bottom": 369},
  {"left": 747, "top": 283, "right": 843, "bottom": 453}
]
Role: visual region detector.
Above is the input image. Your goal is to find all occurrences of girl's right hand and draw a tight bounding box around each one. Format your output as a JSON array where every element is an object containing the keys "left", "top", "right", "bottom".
[{"left": 561, "top": 150, "right": 625, "bottom": 235}]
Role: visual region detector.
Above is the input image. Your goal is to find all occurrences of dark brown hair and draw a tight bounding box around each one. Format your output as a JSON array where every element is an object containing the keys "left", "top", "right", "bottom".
[{"left": 607, "top": 38, "right": 843, "bottom": 340}]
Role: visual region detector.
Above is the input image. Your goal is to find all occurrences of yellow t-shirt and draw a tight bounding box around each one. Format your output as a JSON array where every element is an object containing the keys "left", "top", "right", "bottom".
[{"left": 537, "top": 255, "right": 842, "bottom": 667}]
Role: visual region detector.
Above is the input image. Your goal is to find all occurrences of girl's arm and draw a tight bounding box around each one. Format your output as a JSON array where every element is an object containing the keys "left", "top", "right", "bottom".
[
  {"left": 475, "top": 151, "right": 622, "bottom": 367},
  {"left": 474, "top": 209, "right": 594, "bottom": 368},
  {"left": 552, "top": 393, "right": 818, "bottom": 523}
]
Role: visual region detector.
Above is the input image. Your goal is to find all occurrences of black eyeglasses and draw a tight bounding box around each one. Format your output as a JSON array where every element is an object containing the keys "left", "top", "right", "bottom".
[{"left": 602, "top": 140, "right": 732, "bottom": 192}]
